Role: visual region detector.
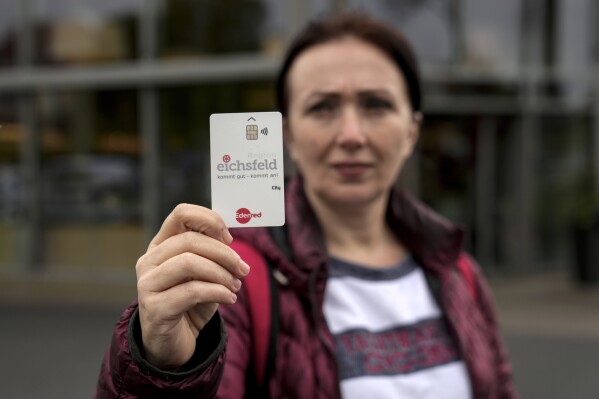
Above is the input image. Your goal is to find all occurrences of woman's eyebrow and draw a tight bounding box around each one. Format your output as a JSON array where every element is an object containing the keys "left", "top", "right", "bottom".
[
  {"left": 309, "top": 88, "right": 394, "bottom": 98},
  {"left": 302, "top": 88, "right": 395, "bottom": 105},
  {"left": 303, "top": 91, "right": 341, "bottom": 103},
  {"left": 356, "top": 88, "right": 395, "bottom": 97}
]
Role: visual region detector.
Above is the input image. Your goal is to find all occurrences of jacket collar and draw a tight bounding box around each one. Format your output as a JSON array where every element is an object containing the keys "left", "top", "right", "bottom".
[
  {"left": 232, "top": 175, "right": 464, "bottom": 294},
  {"left": 386, "top": 188, "right": 465, "bottom": 274}
]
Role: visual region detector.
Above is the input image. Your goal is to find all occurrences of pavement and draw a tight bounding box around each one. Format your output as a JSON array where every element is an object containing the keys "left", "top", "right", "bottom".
[
  {"left": 0, "top": 272, "right": 598, "bottom": 398},
  {"left": 490, "top": 273, "right": 599, "bottom": 399}
]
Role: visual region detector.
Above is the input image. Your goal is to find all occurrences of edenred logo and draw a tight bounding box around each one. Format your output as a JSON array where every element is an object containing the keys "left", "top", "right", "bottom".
[{"left": 235, "top": 208, "right": 262, "bottom": 224}]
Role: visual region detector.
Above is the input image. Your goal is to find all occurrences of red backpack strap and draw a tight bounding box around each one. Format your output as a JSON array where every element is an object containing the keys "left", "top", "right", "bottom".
[
  {"left": 230, "top": 240, "right": 275, "bottom": 394},
  {"left": 456, "top": 254, "right": 477, "bottom": 301}
]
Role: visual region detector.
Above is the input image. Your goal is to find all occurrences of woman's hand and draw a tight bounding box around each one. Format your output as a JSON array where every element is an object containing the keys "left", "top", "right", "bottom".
[{"left": 135, "top": 204, "right": 249, "bottom": 370}]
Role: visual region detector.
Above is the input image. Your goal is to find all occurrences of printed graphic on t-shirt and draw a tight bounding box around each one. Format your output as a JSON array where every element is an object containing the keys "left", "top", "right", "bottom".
[{"left": 334, "top": 318, "right": 461, "bottom": 380}]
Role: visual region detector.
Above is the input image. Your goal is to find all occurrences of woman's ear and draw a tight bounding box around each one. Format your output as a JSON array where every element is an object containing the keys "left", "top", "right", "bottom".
[
  {"left": 405, "top": 111, "right": 422, "bottom": 156},
  {"left": 283, "top": 118, "right": 298, "bottom": 162}
]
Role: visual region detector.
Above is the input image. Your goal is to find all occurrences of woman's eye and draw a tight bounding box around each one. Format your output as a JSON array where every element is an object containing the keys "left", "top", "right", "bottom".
[
  {"left": 363, "top": 98, "right": 393, "bottom": 110},
  {"left": 307, "top": 101, "right": 336, "bottom": 114}
]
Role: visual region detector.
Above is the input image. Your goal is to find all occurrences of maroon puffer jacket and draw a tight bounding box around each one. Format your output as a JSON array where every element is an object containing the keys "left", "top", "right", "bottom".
[{"left": 95, "top": 177, "right": 519, "bottom": 399}]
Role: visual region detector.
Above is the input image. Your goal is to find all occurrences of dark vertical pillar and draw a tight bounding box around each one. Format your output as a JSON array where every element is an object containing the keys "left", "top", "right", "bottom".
[
  {"left": 18, "top": 0, "right": 42, "bottom": 271},
  {"left": 139, "top": 0, "right": 162, "bottom": 243}
]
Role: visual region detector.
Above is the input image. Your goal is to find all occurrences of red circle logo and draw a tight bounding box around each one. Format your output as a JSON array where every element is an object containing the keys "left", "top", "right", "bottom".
[
  {"left": 235, "top": 208, "right": 252, "bottom": 224},
  {"left": 222, "top": 154, "right": 231, "bottom": 163}
]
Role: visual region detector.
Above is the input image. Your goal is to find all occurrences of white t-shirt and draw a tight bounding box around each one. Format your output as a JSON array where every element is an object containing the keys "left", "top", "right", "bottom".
[{"left": 323, "top": 256, "right": 472, "bottom": 399}]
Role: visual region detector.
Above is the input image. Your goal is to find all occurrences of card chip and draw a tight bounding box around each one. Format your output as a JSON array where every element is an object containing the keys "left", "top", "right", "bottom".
[{"left": 246, "top": 124, "right": 258, "bottom": 140}]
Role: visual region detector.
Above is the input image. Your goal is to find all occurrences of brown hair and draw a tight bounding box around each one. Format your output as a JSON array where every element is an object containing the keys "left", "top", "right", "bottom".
[{"left": 276, "top": 12, "right": 422, "bottom": 116}]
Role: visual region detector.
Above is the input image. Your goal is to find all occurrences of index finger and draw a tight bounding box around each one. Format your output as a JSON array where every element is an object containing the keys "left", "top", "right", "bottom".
[{"left": 150, "top": 204, "right": 232, "bottom": 248}]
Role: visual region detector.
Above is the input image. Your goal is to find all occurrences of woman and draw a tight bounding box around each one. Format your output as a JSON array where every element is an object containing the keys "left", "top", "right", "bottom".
[{"left": 96, "top": 13, "right": 519, "bottom": 399}]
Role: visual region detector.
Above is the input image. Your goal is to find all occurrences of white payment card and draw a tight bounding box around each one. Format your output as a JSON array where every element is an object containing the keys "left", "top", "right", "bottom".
[{"left": 210, "top": 112, "right": 285, "bottom": 227}]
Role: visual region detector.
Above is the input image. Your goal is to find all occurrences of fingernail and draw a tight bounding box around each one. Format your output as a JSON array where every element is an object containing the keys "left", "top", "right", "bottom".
[
  {"left": 240, "top": 260, "right": 250, "bottom": 276},
  {"left": 223, "top": 229, "right": 234, "bottom": 244},
  {"left": 233, "top": 279, "right": 242, "bottom": 290},
  {"left": 231, "top": 293, "right": 238, "bottom": 303}
]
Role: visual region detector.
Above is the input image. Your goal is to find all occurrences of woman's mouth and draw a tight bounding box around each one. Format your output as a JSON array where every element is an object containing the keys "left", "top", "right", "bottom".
[{"left": 332, "top": 163, "right": 372, "bottom": 178}]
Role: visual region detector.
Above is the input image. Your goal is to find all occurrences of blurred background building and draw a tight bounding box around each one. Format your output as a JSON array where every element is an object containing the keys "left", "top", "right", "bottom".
[
  {"left": 1, "top": 2, "right": 599, "bottom": 398},
  {"left": 1, "top": 0, "right": 599, "bottom": 293}
]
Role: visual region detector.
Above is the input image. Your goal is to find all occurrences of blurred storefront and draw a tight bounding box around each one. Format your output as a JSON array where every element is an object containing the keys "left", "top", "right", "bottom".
[{"left": 1, "top": 0, "right": 598, "bottom": 291}]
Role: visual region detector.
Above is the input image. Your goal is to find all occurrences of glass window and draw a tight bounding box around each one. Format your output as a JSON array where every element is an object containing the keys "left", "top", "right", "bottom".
[
  {"left": 0, "top": 2, "right": 18, "bottom": 67},
  {"left": 534, "top": 115, "right": 593, "bottom": 267},
  {"left": 158, "top": 0, "right": 285, "bottom": 58},
  {"left": 350, "top": 0, "right": 456, "bottom": 64},
  {"left": 38, "top": 89, "right": 143, "bottom": 272},
  {"left": 311, "top": 0, "right": 335, "bottom": 15},
  {"left": 419, "top": 115, "right": 474, "bottom": 228},
  {"left": 554, "top": 0, "right": 594, "bottom": 106},
  {"left": 0, "top": 95, "right": 22, "bottom": 270},
  {"left": 33, "top": 0, "right": 141, "bottom": 65},
  {"left": 160, "top": 81, "right": 276, "bottom": 218},
  {"left": 463, "top": 0, "right": 521, "bottom": 72},
  {"left": 557, "top": 0, "right": 593, "bottom": 70},
  {"left": 418, "top": 113, "right": 524, "bottom": 270}
]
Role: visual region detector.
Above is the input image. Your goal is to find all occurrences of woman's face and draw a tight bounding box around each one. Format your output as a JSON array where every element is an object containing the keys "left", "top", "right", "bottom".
[{"left": 285, "top": 37, "right": 421, "bottom": 208}]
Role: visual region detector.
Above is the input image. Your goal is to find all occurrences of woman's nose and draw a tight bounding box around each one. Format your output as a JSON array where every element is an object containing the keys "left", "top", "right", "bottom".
[{"left": 336, "top": 107, "right": 366, "bottom": 149}]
